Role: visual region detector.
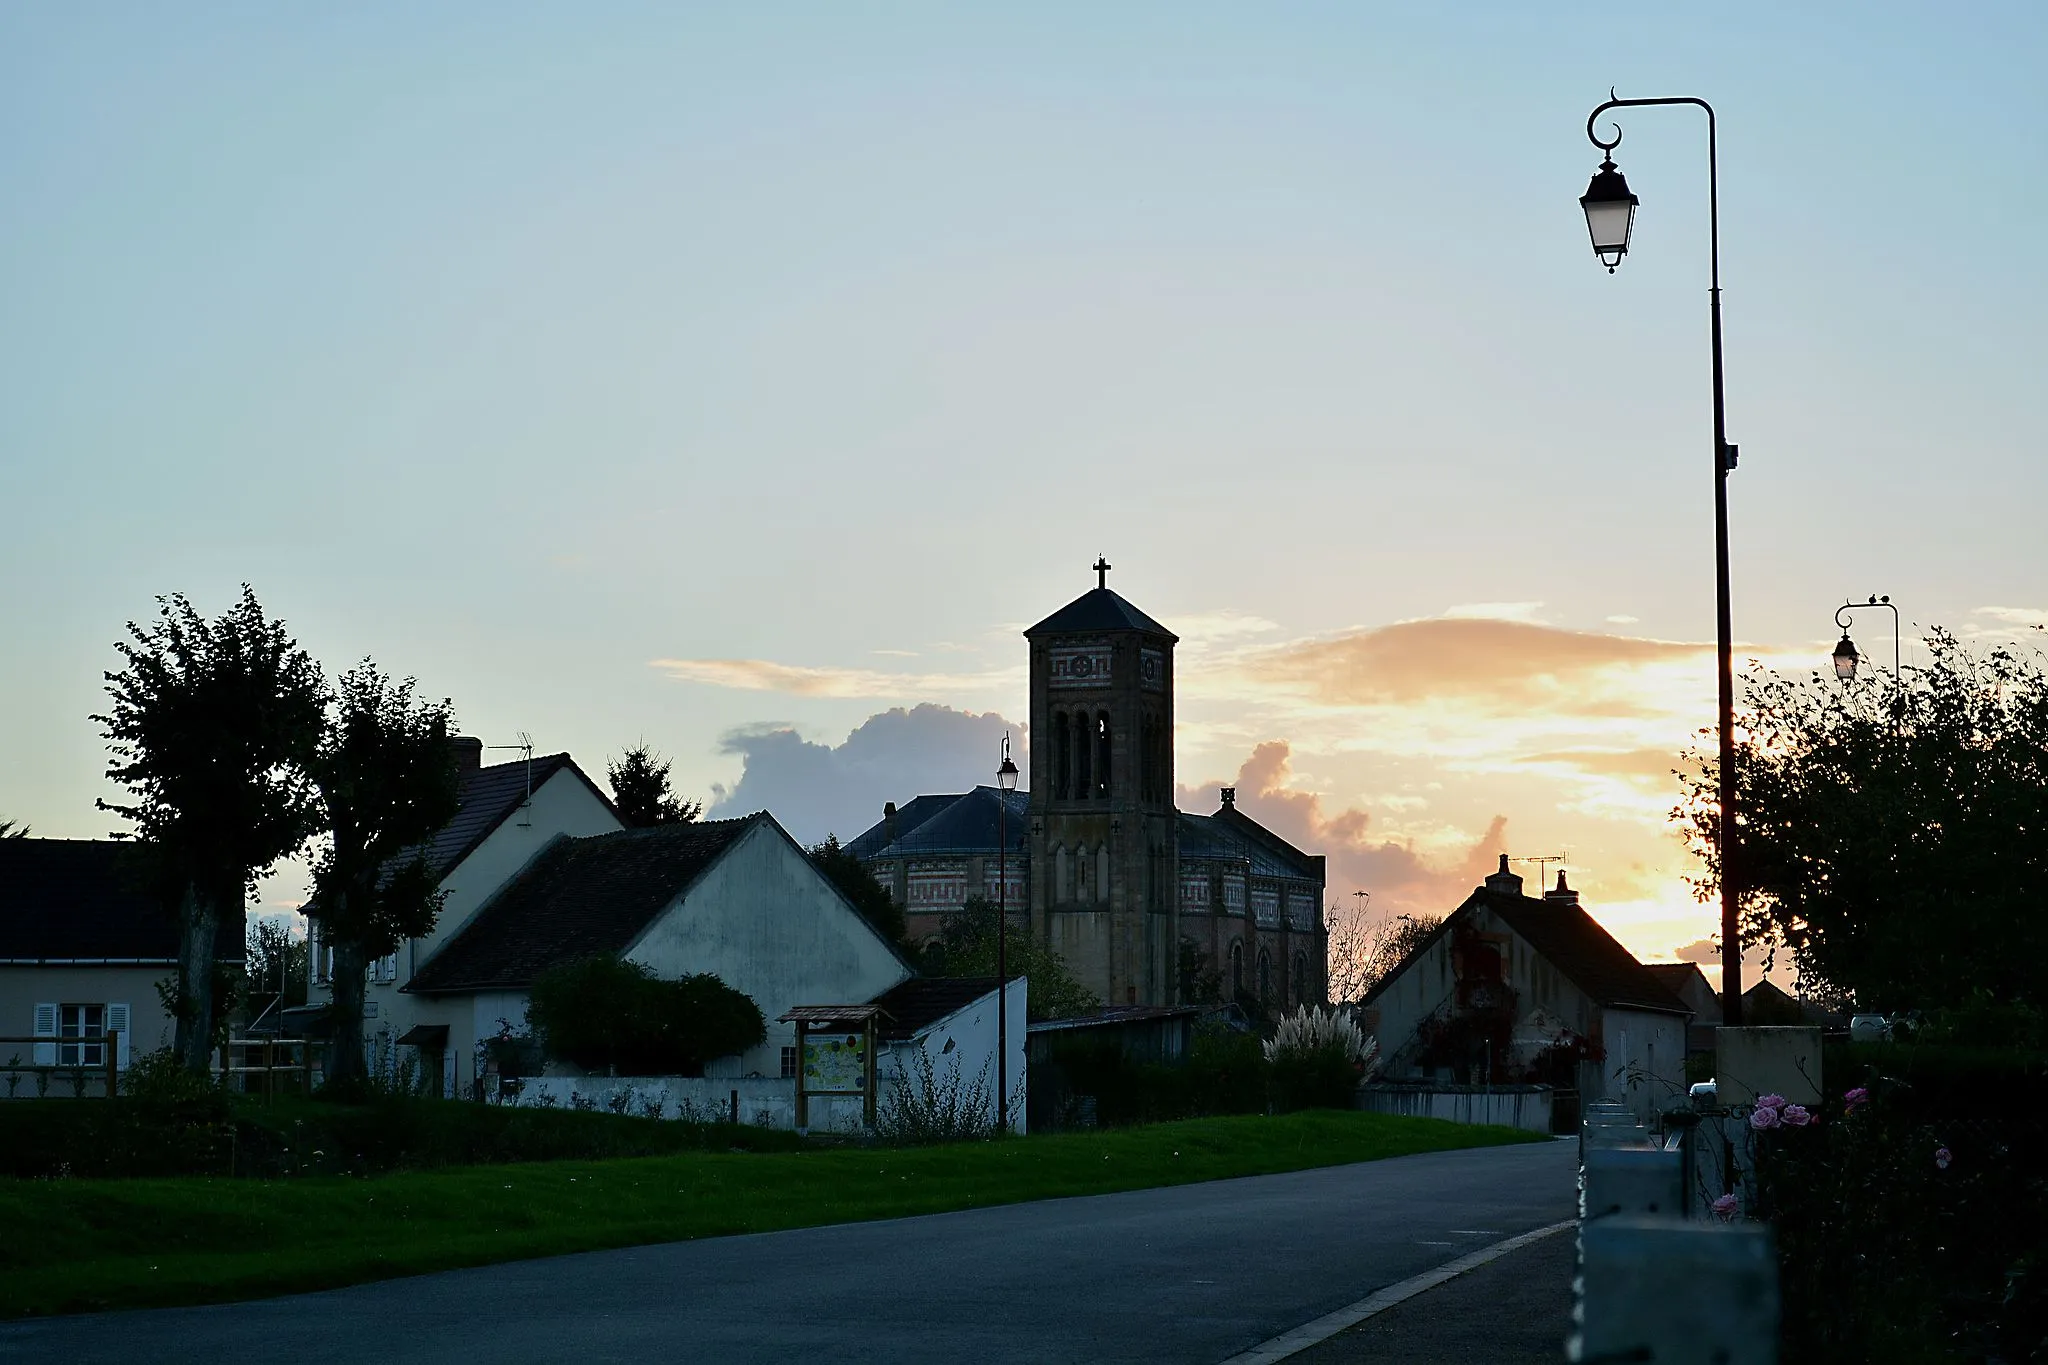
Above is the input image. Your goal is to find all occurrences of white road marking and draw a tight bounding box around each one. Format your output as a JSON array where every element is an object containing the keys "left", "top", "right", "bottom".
[{"left": 1215, "top": 1220, "right": 1576, "bottom": 1365}]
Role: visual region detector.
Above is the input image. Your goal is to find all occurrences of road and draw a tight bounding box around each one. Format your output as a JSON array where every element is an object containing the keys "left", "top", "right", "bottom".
[{"left": 0, "top": 1139, "right": 1575, "bottom": 1365}]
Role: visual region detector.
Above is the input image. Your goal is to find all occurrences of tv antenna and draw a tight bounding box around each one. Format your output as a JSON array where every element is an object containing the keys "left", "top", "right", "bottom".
[
  {"left": 1509, "top": 853, "right": 1568, "bottom": 892},
  {"left": 487, "top": 732, "right": 535, "bottom": 825}
]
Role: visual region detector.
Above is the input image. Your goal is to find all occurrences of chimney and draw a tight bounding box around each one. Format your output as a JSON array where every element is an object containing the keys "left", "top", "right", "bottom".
[
  {"left": 1544, "top": 870, "right": 1580, "bottom": 907},
  {"left": 448, "top": 735, "right": 483, "bottom": 776},
  {"left": 883, "top": 801, "right": 898, "bottom": 846},
  {"left": 1220, "top": 787, "right": 1236, "bottom": 809},
  {"left": 1484, "top": 853, "right": 1523, "bottom": 897}
]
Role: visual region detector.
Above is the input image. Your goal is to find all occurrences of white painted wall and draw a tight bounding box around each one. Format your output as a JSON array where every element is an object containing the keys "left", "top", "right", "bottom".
[
  {"left": 876, "top": 978, "right": 1029, "bottom": 1135},
  {"left": 627, "top": 820, "right": 914, "bottom": 1078},
  {"left": 517, "top": 1075, "right": 796, "bottom": 1126},
  {"left": 1356, "top": 1084, "right": 1555, "bottom": 1134}
]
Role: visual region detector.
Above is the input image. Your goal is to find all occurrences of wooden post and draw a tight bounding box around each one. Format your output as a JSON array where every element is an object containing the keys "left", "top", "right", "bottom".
[
  {"left": 794, "top": 1021, "right": 809, "bottom": 1131},
  {"left": 862, "top": 1016, "right": 878, "bottom": 1128}
]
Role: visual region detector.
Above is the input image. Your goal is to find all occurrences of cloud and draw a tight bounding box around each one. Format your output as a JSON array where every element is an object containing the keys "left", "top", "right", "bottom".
[
  {"left": 1443, "top": 601, "right": 1547, "bottom": 623},
  {"left": 1180, "top": 740, "right": 1508, "bottom": 922},
  {"left": 1516, "top": 748, "right": 1678, "bottom": 783},
  {"left": 651, "top": 657, "right": 1021, "bottom": 701},
  {"left": 1225, "top": 617, "right": 1706, "bottom": 715},
  {"left": 708, "top": 704, "right": 1026, "bottom": 845}
]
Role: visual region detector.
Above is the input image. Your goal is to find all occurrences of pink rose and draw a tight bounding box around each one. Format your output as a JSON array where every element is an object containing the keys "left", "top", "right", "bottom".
[
  {"left": 1843, "top": 1087, "right": 1870, "bottom": 1109},
  {"left": 1748, "top": 1105, "right": 1780, "bottom": 1131},
  {"left": 1781, "top": 1104, "right": 1813, "bottom": 1127},
  {"left": 1935, "top": 1146, "right": 1952, "bottom": 1171},
  {"left": 1711, "top": 1193, "right": 1740, "bottom": 1221},
  {"left": 1757, "top": 1093, "right": 1787, "bottom": 1111}
]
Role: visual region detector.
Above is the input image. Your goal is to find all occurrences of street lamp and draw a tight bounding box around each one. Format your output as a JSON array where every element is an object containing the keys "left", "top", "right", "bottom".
[
  {"left": 1832, "top": 595, "right": 1899, "bottom": 682},
  {"left": 995, "top": 734, "right": 1018, "bottom": 1134},
  {"left": 1578, "top": 90, "right": 1747, "bottom": 1026}
]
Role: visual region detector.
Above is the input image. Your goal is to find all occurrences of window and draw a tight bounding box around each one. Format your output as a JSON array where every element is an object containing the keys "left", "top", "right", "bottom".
[
  {"left": 1293, "top": 952, "right": 1310, "bottom": 1007},
  {"left": 1229, "top": 941, "right": 1244, "bottom": 999},
  {"left": 780, "top": 1046, "right": 799, "bottom": 1079},
  {"left": 58, "top": 1004, "right": 105, "bottom": 1068},
  {"left": 1258, "top": 951, "right": 1272, "bottom": 1000}
]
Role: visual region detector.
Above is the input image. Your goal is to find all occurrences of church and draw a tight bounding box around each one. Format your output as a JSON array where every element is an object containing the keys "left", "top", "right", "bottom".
[{"left": 847, "top": 563, "right": 1327, "bottom": 1010}]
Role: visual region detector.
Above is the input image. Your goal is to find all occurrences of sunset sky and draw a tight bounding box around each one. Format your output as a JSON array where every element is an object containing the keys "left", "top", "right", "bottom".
[{"left": 4, "top": 5, "right": 2043, "bottom": 967}]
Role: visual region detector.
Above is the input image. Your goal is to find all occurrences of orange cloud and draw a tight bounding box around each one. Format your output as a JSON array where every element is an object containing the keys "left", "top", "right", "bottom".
[{"left": 1181, "top": 740, "right": 1508, "bottom": 922}]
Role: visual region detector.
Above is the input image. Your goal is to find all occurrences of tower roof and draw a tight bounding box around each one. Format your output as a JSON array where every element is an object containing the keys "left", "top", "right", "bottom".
[{"left": 1025, "top": 587, "right": 1176, "bottom": 640}]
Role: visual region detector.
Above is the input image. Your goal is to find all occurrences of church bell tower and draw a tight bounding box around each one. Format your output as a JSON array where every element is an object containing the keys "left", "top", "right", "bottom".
[{"left": 1024, "top": 558, "right": 1180, "bottom": 1006}]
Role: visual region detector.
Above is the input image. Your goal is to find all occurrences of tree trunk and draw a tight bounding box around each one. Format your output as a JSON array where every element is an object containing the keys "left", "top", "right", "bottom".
[
  {"left": 174, "top": 882, "right": 218, "bottom": 1074},
  {"left": 325, "top": 938, "right": 370, "bottom": 1091}
]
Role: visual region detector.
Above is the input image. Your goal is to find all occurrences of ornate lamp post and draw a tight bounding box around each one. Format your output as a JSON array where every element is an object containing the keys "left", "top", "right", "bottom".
[
  {"left": 996, "top": 734, "right": 1019, "bottom": 1133},
  {"left": 1579, "top": 91, "right": 1746, "bottom": 1025},
  {"left": 1832, "top": 595, "right": 1899, "bottom": 682}
]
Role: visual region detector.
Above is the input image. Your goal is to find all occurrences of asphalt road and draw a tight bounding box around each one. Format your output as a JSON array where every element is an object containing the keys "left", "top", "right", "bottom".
[{"left": 0, "top": 1139, "right": 1575, "bottom": 1365}]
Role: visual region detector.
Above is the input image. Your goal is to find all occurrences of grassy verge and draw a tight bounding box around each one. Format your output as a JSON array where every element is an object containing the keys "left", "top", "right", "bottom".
[{"left": 0, "top": 1109, "right": 1538, "bottom": 1318}]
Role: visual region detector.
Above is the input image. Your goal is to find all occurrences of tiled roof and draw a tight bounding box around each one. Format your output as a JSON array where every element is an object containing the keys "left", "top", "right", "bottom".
[
  {"left": 405, "top": 816, "right": 759, "bottom": 994},
  {"left": 415, "top": 753, "right": 616, "bottom": 880},
  {"left": 870, "top": 976, "right": 1006, "bottom": 1041},
  {"left": 1480, "top": 891, "right": 1691, "bottom": 1015},
  {"left": 0, "top": 839, "right": 225, "bottom": 962},
  {"left": 1025, "top": 588, "right": 1177, "bottom": 640},
  {"left": 843, "top": 793, "right": 963, "bottom": 860}
]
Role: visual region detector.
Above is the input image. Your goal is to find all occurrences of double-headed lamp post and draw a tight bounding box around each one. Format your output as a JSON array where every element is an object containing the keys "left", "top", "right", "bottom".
[
  {"left": 996, "top": 735, "right": 1019, "bottom": 1134},
  {"left": 1832, "top": 596, "right": 1900, "bottom": 682},
  {"left": 1579, "top": 91, "right": 1746, "bottom": 1026}
]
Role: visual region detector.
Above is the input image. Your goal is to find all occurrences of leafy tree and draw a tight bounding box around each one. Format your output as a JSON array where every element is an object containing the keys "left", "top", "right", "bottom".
[
  {"left": 808, "top": 835, "right": 908, "bottom": 945},
  {"left": 921, "top": 895, "right": 1098, "bottom": 1022},
  {"left": 244, "top": 916, "right": 309, "bottom": 1025},
  {"left": 1678, "top": 628, "right": 2048, "bottom": 1012},
  {"left": 606, "top": 743, "right": 701, "bottom": 827},
  {"left": 1178, "top": 937, "right": 1224, "bottom": 1005},
  {"left": 0, "top": 818, "right": 29, "bottom": 838},
  {"left": 95, "top": 588, "right": 326, "bottom": 1071},
  {"left": 306, "top": 663, "right": 461, "bottom": 1089},
  {"left": 527, "top": 954, "right": 765, "bottom": 1076}
]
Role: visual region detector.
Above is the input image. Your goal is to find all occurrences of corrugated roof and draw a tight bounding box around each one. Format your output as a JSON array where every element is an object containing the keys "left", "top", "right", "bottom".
[
  {"left": 0, "top": 839, "right": 232, "bottom": 962},
  {"left": 1025, "top": 587, "right": 1177, "bottom": 640},
  {"left": 405, "top": 816, "right": 759, "bottom": 994}
]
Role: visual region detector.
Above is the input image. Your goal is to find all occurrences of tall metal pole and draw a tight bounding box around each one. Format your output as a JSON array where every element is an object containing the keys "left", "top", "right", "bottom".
[
  {"left": 997, "top": 788, "right": 1008, "bottom": 1133},
  {"left": 1586, "top": 94, "right": 1743, "bottom": 1025}
]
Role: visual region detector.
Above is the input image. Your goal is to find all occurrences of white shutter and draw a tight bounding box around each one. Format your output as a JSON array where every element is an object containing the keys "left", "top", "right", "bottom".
[
  {"left": 106, "top": 1003, "right": 132, "bottom": 1070},
  {"left": 32, "top": 1004, "right": 58, "bottom": 1067}
]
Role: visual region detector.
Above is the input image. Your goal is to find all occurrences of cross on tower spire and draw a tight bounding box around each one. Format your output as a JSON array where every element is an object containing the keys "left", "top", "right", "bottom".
[{"left": 1093, "top": 555, "right": 1112, "bottom": 590}]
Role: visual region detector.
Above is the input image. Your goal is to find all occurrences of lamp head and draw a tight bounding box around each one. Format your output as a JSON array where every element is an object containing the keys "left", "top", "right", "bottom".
[
  {"left": 1832, "top": 633, "right": 1860, "bottom": 683},
  {"left": 1580, "top": 156, "right": 1639, "bottom": 272},
  {"left": 997, "top": 733, "right": 1019, "bottom": 792}
]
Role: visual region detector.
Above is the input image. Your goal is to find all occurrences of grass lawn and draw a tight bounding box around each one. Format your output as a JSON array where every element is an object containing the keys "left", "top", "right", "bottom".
[{"left": 1, "top": 1109, "right": 1539, "bottom": 1318}]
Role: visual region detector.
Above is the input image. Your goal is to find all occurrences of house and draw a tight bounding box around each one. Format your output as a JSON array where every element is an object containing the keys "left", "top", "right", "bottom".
[
  {"left": 300, "top": 739, "right": 625, "bottom": 1093},
  {"left": 1644, "top": 961, "right": 1722, "bottom": 1059},
  {"left": 0, "top": 838, "right": 243, "bottom": 1088},
  {"left": 405, "top": 812, "right": 915, "bottom": 1088},
  {"left": 1358, "top": 859, "right": 1692, "bottom": 1125}
]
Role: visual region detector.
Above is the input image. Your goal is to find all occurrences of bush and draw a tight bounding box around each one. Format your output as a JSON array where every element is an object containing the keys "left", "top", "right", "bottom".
[
  {"left": 1029, "top": 1020, "right": 1270, "bottom": 1130},
  {"left": 876, "top": 1046, "right": 1000, "bottom": 1145},
  {"left": 1263, "top": 1006, "right": 1378, "bottom": 1112},
  {"left": 527, "top": 954, "right": 765, "bottom": 1076}
]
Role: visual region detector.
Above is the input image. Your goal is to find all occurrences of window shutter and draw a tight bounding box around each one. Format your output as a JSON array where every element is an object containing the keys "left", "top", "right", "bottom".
[
  {"left": 32, "top": 1004, "right": 58, "bottom": 1067},
  {"left": 106, "top": 1003, "right": 132, "bottom": 1070}
]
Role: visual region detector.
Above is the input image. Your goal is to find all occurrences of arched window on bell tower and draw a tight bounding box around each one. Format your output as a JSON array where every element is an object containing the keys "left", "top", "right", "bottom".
[
  {"left": 1074, "top": 711, "right": 1092, "bottom": 802},
  {"left": 1095, "top": 710, "right": 1112, "bottom": 801},
  {"left": 1052, "top": 712, "right": 1070, "bottom": 800}
]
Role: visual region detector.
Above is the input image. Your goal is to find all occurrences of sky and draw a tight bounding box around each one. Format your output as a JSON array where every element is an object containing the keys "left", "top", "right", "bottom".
[{"left": 3, "top": 4, "right": 2043, "bottom": 967}]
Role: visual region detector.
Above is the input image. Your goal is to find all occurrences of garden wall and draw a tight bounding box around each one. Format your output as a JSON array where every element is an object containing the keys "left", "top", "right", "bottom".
[{"left": 1356, "top": 1083, "right": 1553, "bottom": 1133}]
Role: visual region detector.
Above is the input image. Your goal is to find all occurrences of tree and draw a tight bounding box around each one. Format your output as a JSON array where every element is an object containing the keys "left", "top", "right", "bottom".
[
  {"left": 1178, "top": 937, "right": 1224, "bottom": 1005},
  {"left": 527, "top": 954, "right": 765, "bottom": 1076},
  {"left": 1325, "top": 903, "right": 1442, "bottom": 1004},
  {"left": 95, "top": 589, "right": 326, "bottom": 1071},
  {"left": 306, "top": 663, "right": 461, "bottom": 1089},
  {"left": 244, "top": 916, "right": 309, "bottom": 1026},
  {"left": 808, "top": 835, "right": 908, "bottom": 945},
  {"left": 1678, "top": 628, "right": 2048, "bottom": 1012},
  {"left": 922, "top": 895, "right": 1099, "bottom": 1022},
  {"left": 606, "top": 744, "right": 701, "bottom": 827},
  {"left": 0, "top": 818, "right": 28, "bottom": 838}
]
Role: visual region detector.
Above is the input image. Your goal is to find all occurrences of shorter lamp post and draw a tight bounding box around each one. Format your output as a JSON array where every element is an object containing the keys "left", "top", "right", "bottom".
[
  {"left": 1832, "top": 596, "right": 1899, "bottom": 682},
  {"left": 995, "top": 735, "right": 1019, "bottom": 1134}
]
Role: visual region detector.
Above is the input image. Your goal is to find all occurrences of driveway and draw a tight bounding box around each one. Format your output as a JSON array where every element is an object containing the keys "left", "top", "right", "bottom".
[{"left": 0, "top": 1139, "right": 1575, "bottom": 1364}]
